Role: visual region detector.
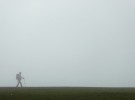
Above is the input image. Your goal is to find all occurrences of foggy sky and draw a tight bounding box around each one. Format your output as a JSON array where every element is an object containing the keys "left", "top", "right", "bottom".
[{"left": 0, "top": 0, "right": 135, "bottom": 87}]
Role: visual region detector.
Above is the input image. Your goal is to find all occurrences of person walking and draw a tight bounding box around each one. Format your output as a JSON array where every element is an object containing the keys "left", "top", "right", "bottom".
[{"left": 16, "top": 72, "right": 24, "bottom": 87}]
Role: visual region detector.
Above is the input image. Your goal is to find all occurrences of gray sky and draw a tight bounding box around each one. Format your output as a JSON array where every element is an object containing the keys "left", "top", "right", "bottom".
[{"left": 0, "top": 0, "right": 135, "bottom": 87}]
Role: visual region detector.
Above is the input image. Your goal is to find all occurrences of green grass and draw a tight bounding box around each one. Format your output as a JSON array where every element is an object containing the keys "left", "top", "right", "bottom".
[{"left": 0, "top": 87, "right": 135, "bottom": 100}]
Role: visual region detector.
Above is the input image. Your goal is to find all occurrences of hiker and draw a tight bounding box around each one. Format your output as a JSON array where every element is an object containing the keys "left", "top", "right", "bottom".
[{"left": 16, "top": 72, "right": 24, "bottom": 87}]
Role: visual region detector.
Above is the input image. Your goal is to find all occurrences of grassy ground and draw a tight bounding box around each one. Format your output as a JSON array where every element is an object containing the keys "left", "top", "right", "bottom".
[{"left": 0, "top": 87, "right": 135, "bottom": 100}]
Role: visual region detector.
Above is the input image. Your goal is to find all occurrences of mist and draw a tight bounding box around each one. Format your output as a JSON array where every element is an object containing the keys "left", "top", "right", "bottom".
[{"left": 0, "top": 0, "right": 135, "bottom": 87}]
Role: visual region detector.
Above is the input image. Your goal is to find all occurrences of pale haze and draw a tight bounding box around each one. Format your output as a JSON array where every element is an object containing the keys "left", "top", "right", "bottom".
[{"left": 0, "top": 0, "right": 135, "bottom": 87}]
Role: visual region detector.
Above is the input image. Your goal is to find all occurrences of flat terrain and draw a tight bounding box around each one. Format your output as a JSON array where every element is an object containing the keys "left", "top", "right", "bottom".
[{"left": 0, "top": 87, "right": 135, "bottom": 100}]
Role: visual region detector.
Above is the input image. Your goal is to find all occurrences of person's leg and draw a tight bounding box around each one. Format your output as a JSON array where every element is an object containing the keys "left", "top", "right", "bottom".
[
  {"left": 16, "top": 81, "right": 19, "bottom": 87},
  {"left": 19, "top": 81, "right": 23, "bottom": 87}
]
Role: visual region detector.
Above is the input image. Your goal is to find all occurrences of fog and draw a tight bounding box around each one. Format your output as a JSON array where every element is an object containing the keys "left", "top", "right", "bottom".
[{"left": 0, "top": 0, "right": 135, "bottom": 87}]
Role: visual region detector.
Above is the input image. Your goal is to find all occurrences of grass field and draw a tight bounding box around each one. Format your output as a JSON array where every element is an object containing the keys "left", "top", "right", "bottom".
[{"left": 0, "top": 87, "right": 135, "bottom": 100}]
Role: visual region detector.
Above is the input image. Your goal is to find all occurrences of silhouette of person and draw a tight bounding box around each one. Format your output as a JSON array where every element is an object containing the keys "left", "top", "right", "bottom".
[{"left": 16, "top": 72, "right": 24, "bottom": 87}]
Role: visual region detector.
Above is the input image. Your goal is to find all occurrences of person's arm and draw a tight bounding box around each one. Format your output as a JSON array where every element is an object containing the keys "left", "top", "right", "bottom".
[{"left": 21, "top": 76, "right": 24, "bottom": 79}]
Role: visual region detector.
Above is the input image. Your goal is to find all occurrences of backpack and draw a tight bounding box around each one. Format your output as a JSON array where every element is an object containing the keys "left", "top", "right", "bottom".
[{"left": 16, "top": 74, "right": 19, "bottom": 80}]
